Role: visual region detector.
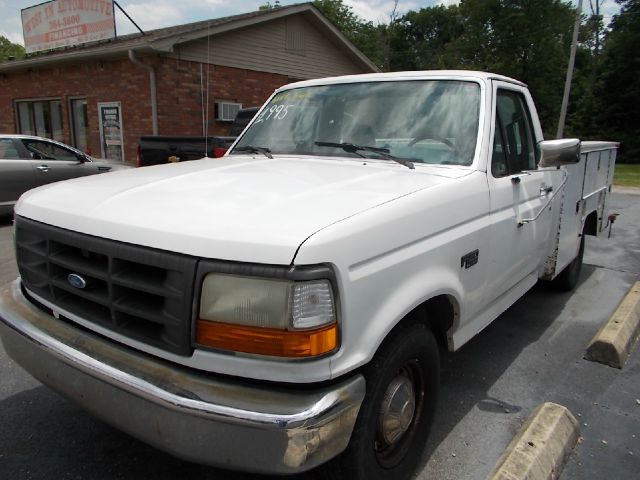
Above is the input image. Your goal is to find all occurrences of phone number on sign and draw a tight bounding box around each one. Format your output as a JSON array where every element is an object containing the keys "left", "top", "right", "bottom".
[{"left": 49, "top": 15, "right": 81, "bottom": 30}]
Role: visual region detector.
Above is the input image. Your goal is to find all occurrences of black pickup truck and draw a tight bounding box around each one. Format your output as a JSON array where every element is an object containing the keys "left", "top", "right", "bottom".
[{"left": 136, "top": 107, "right": 258, "bottom": 167}]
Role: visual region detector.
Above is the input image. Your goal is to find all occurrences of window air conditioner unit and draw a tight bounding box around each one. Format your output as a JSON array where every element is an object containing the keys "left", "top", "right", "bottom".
[{"left": 216, "top": 102, "right": 242, "bottom": 122}]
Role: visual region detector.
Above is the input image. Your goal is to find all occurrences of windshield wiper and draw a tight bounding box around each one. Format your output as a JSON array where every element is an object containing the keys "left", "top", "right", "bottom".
[
  {"left": 314, "top": 141, "right": 414, "bottom": 170},
  {"left": 234, "top": 145, "right": 273, "bottom": 159}
]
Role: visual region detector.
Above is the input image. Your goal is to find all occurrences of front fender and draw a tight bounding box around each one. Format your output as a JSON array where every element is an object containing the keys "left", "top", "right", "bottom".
[
  {"left": 327, "top": 263, "right": 466, "bottom": 380},
  {"left": 293, "top": 171, "right": 491, "bottom": 380},
  {"left": 356, "top": 264, "right": 463, "bottom": 355}
]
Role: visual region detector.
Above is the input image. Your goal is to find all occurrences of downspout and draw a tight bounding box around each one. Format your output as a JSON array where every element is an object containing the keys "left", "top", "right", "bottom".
[{"left": 128, "top": 49, "right": 158, "bottom": 135}]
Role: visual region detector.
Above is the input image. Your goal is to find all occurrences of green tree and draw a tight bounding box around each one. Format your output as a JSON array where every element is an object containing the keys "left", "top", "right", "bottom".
[
  {"left": 266, "top": 0, "right": 620, "bottom": 146},
  {"left": 390, "top": 0, "right": 571, "bottom": 136},
  {"left": 258, "top": 1, "right": 281, "bottom": 10},
  {"left": 313, "top": 0, "right": 385, "bottom": 68},
  {"left": 563, "top": 12, "right": 601, "bottom": 139},
  {"left": 386, "top": 1, "right": 577, "bottom": 135},
  {"left": 595, "top": 0, "right": 640, "bottom": 162},
  {"left": 565, "top": 1, "right": 610, "bottom": 139},
  {"left": 313, "top": 0, "right": 362, "bottom": 36},
  {"left": 390, "top": 4, "right": 464, "bottom": 71},
  {"left": 0, "top": 36, "right": 25, "bottom": 62}
]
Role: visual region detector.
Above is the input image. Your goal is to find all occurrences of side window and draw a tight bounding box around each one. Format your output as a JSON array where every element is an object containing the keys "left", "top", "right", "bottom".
[
  {"left": 0, "top": 139, "right": 21, "bottom": 159},
  {"left": 492, "top": 90, "right": 536, "bottom": 176},
  {"left": 22, "top": 140, "right": 78, "bottom": 161},
  {"left": 491, "top": 118, "right": 508, "bottom": 177},
  {"left": 16, "top": 99, "right": 64, "bottom": 141}
]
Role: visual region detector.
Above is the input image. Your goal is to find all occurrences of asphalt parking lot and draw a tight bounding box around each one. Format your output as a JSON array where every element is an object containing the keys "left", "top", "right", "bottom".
[{"left": 1, "top": 189, "right": 639, "bottom": 479}]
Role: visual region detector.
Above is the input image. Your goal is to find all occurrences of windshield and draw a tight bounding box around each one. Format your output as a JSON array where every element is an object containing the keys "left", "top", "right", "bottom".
[{"left": 231, "top": 80, "right": 481, "bottom": 166}]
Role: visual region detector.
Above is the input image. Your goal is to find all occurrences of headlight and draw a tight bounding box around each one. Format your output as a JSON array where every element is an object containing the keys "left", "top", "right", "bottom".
[{"left": 196, "top": 273, "right": 338, "bottom": 358}]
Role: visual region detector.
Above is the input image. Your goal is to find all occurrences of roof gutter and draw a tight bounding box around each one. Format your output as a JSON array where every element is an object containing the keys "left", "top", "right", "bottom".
[
  {"left": 0, "top": 43, "right": 153, "bottom": 73},
  {"left": 128, "top": 50, "right": 158, "bottom": 135}
]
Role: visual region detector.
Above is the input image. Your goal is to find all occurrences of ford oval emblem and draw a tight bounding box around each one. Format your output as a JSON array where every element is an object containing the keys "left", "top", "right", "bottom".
[{"left": 67, "top": 273, "right": 87, "bottom": 289}]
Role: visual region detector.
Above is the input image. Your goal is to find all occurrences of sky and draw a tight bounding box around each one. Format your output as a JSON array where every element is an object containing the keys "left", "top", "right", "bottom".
[{"left": 0, "top": 0, "right": 622, "bottom": 46}]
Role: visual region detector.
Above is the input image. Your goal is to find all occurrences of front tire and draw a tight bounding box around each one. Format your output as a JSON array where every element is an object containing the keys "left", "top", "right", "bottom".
[{"left": 323, "top": 322, "right": 439, "bottom": 480}]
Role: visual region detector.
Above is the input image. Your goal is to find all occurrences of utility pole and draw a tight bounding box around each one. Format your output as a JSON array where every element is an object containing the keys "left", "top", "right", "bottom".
[{"left": 557, "top": 0, "right": 583, "bottom": 139}]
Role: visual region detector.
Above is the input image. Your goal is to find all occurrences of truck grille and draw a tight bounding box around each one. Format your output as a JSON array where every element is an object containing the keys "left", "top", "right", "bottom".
[{"left": 14, "top": 216, "right": 198, "bottom": 356}]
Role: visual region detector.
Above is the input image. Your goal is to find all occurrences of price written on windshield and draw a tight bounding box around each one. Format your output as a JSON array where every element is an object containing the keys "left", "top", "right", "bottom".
[{"left": 254, "top": 104, "right": 293, "bottom": 124}]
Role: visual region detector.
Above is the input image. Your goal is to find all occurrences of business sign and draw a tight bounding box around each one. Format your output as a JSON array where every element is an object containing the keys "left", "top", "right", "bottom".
[
  {"left": 98, "top": 102, "right": 124, "bottom": 162},
  {"left": 22, "top": 0, "right": 116, "bottom": 54}
]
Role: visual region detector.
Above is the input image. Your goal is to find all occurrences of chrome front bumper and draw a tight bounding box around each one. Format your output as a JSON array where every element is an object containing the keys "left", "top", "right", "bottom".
[{"left": 0, "top": 280, "right": 365, "bottom": 474}]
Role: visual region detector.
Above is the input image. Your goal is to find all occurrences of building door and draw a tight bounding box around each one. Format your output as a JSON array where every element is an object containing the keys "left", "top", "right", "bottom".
[{"left": 70, "top": 98, "right": 89, "bottom": 154}]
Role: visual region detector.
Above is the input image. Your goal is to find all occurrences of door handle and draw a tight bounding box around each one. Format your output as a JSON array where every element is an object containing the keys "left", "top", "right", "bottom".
[
  {"left": 539, "top": 184, "right": 553, "bottom": 196},
  {"left": 36, "top": 165, "right": 50, "bottom": 173},
  {"left": 519, "top": 174, "right": 568, "bottom": 226}
]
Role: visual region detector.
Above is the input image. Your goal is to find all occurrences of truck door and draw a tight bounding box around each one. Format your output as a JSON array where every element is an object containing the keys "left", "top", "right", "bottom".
[{"left": 485, "top": 84, "right": 563, "bottom": 299}]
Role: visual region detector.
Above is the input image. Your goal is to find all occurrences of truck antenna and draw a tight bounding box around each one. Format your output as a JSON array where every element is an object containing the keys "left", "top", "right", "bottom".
[{"left": 205, "top": 21, "right": 211, "bottom": 158}]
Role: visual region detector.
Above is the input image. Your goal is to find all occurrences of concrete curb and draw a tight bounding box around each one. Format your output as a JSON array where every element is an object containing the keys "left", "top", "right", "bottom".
[
  {"left": 612, "top": 186, "right": 640, "bottom": 195},
  {"left": 488, "top": 402, "right": 580, "bottom": 480},
  {"left": 585, "top": 282, "right": 640, "bottom": 369}
]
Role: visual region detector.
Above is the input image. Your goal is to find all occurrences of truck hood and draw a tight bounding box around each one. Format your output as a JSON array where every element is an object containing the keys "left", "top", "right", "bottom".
[{"left": 16, "top": 155, "right": 469, "bottom": 264}]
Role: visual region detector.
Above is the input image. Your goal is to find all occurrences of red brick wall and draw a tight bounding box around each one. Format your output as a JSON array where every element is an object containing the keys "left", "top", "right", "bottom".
[
  {"left": 155, "top": 58, "right": 287, "bottom": 137},
  {"left": 0, "top": 59, "right": 149, "bottom": 162},
  {"left": 0, "top": 55, "right": 289, "bottom": 162}
]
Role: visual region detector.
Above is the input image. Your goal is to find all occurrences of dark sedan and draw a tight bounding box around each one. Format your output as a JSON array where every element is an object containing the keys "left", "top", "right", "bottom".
[{"left": 0, "top": 134, "right": 130, "bottom": 216}]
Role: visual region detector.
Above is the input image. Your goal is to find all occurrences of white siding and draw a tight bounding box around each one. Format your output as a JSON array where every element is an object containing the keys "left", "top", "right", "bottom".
[{"left": 169, "top": 16, "right": 366, "bottom": 79}]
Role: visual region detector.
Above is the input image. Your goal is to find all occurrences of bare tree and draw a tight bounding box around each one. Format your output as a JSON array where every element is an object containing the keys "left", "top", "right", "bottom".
[{"left": 382, "top": 0, "right": 401, "bottom": 71}]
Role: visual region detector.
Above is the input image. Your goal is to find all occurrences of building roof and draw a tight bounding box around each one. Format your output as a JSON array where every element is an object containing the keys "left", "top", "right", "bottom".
[{"left": 0, "top": 3, "right": 378, "bottom": 73}]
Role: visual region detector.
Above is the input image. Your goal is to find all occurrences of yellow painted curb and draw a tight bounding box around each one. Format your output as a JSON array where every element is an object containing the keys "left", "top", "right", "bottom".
[
  {"left": 585, "top": 281, "right": 640, "bottom": 369},
  {"left": 488, "top": 402, "right": 580, "bottom": 480}
]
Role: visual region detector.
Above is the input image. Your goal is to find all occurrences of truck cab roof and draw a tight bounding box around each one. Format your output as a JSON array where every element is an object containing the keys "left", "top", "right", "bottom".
[{"left": 278, "top": 70, "right": 527, "bottom": 92}]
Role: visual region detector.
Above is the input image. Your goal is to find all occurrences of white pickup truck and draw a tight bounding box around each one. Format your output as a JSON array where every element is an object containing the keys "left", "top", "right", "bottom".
[{"left": 0, "top": 71, "right": 618, "bottom": 480}]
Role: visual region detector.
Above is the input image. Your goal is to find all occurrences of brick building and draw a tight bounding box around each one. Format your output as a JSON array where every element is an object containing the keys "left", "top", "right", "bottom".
[{"left": 0, "top": 3, "right": 378, "bottom": 163}]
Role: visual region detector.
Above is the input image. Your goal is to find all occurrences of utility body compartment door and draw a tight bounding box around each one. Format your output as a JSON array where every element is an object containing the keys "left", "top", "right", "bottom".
[
  {"left": 485, "top": 82, "right": 564, "bottom": 299},
  {"left": 549, "top": 144, "right": 617, "bottom": 277}
]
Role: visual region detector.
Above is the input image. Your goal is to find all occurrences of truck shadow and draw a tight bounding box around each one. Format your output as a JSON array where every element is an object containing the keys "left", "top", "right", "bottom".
[
  {"left": 0, "top": 267, "right": 598, "bottom": 480},
  {"left": 418, "top": 264, "right": 598, "bottom": 475}
]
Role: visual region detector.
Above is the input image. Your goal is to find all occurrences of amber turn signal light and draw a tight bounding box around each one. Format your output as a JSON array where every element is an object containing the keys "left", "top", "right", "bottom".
[{"left": 196, "top": 320, "right": 338, "bottom": 358}]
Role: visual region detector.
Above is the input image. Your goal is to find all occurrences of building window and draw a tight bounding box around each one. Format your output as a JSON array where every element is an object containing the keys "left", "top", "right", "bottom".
[
  {"left": 70, "top": 98, "right": 89, "bottom": 153},
  {"left": 16, "top": 99, "right": 64, "bottom": 141}
]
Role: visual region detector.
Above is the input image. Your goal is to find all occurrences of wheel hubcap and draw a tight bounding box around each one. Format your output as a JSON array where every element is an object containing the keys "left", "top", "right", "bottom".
[{"left": 379, "top": 375, "right": 416, "bottom": 445}]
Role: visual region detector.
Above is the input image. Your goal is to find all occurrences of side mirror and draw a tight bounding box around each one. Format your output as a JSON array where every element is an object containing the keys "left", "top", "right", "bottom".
[
  {"left": 538, "top": 139, "right": 580, "bottom": 168},
  {"left": 76, "top": 153, "right": 87, "bottom": 163}
]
